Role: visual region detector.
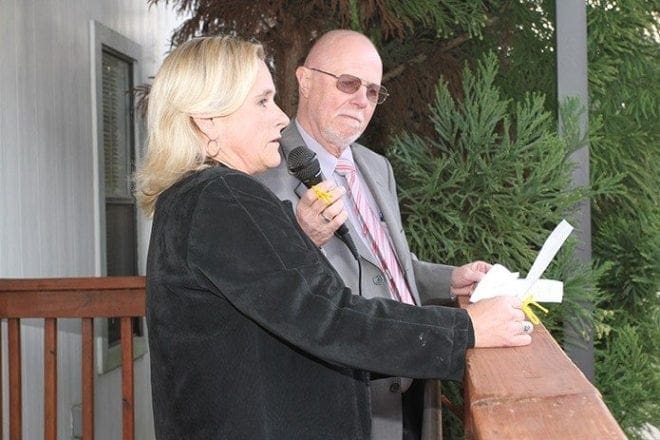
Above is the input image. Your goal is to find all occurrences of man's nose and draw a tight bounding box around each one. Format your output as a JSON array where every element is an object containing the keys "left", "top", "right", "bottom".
[{"left": 349, "top": 86, "right": 370, "bottom": 107}]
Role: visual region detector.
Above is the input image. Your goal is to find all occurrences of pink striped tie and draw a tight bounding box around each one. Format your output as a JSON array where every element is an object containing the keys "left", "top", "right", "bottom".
[{"left": 335, "top": 158, "right": 415, "bottom": 305}]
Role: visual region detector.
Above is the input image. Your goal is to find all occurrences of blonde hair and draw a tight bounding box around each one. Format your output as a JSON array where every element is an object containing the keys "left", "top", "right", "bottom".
[{"left": 135, "top": 36, "right": 265, "bottom": 216}]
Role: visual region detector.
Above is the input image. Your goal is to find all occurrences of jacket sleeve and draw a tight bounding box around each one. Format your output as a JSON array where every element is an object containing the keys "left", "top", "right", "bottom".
[
  {"left": 186, "top": 173, "right": 474, "bottom": 381},
  {"left": 411, "top": 258, "right": 455, "bottom": 305}
]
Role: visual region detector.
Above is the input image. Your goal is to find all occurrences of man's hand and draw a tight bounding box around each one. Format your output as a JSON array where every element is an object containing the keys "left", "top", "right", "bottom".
[
  {"left": 450, "top": 261, "right": 492, "bottom": 297},
  {"left": 295, "top": 180, "right": 348, "bottom": 247}
]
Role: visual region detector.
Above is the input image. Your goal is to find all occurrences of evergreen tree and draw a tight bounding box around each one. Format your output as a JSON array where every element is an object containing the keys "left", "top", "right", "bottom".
[
  {"left": 388, "top": 55, "right": 612, "bottom": 437},
  {"left": 586, "top": 2, "right": 660, "bottom": 435}
]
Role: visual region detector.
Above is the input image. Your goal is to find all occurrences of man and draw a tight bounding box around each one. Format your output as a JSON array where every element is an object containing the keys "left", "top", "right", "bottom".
[{"left": 256, "top": 30, "right": 494, "bottom": 440}]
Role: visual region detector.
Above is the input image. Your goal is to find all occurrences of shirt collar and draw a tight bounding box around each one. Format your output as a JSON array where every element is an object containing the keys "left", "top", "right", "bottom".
[{"left": 295, "top": 119, "right": 356, "bottom": 179}]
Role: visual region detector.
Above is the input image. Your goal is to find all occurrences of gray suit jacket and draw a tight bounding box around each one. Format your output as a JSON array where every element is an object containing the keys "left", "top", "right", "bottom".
[{"left": 256, "top": 123, "right": 456, "bottom": 440}]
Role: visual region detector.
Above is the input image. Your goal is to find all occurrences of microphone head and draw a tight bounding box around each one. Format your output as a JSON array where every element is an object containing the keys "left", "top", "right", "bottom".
[{"left": 287, "top": 146, "right": 321, "bottom": 185}]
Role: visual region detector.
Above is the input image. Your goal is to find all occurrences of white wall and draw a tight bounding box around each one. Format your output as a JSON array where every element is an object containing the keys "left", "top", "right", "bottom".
[{"left": 0, "top": 0, "right": 184, "bottom": 438}]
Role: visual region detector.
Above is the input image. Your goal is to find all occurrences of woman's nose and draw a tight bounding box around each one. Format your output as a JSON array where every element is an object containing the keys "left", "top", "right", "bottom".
[{"left": 276, "top": 105, "right": 290, "bottom": 129}]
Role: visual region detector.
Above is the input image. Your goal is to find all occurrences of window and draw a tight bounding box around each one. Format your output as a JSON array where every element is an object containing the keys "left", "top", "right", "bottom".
[
  {"left": 102, "top": 48, "right": 144, "bottom": 349},
  {"left": 91, "top": 21, "right": 147, "bottom": 373},
  {"left": 102, "top": 49, "right": 137, "bottom": 277}
]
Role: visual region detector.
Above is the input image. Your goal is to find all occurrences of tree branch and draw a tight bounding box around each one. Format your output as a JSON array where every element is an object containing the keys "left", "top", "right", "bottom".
[{"left": 383, "top": 17, "right": 499, "bottom": 83}]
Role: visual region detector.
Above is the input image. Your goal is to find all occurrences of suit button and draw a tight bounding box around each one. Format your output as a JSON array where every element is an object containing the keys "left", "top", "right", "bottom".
[
  {"left": 372, "top": 275, "right": 386, "bottom": 285},
  {"left": 389, "top": 382, "right": 401, "bottom": 393}
]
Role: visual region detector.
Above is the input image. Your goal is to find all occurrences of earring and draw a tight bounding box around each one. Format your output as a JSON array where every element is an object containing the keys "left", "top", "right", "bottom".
[{"left": 207, "top": 138, "right": 220, "bottom": 158}]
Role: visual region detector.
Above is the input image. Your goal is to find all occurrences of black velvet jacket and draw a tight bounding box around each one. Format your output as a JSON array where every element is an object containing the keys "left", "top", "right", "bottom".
[{"left": 146, "top": 166, "right": 474, "bottom": 440}]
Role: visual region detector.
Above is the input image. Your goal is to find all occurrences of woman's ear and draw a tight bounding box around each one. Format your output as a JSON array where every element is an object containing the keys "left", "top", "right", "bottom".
[{"left": 191, "top": 117, "right": 220, "bottom": 141}]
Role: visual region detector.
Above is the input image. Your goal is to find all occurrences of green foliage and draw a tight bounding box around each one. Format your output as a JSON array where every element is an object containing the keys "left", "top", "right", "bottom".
[
  {"left": 389, "top": 54, "right": 620, "bottom": 347},
  {"left": 585, "top": 2, "right": 660, "bottom": 432},
  {"left": 390, "top": 53, "right": 592, "bottom": 270},
  {"left": 588, "top": 1, "right": 660, "bottom": 124},
  {"left": 596, "top": 319, "right": 660, "bottom": 438},
  {"left": 460, "top": 2, "right": 557, "bottom": 108},
  {"left": 590, "top": 213, "right": 660, "bottom": 432},
  {"left": 595, "top": 215, "right": 660, "bottom": 314},
  {"left": 388, "top": 53, "right": 613, "bottom": 438},
  {"left": 543, "top": 242, "right": 611, "bottom": 344},
  {"left": 383, "top": 0, "right": 495, "bottom": 37}
]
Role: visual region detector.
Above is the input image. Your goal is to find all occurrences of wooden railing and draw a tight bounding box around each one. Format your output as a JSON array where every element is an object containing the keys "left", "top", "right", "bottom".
[
  {"left": 0, "top": 276, "right": 145, "bottom": 440},
  {"left": 0, "top": 278, "right": 626, "bottom": 439},
  {"left": 459, "top": 297, "right": 626, "bottom": 439}
]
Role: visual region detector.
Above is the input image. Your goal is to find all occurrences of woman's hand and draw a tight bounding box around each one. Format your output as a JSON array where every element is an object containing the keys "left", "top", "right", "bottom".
[{"left": 466, "top": 296, "right": 533, "bottom": 347}]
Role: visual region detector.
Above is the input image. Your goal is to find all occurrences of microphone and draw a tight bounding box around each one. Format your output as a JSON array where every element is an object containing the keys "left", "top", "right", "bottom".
[{"left": 287, "top": 146, "right": 359, "bottom": 260}]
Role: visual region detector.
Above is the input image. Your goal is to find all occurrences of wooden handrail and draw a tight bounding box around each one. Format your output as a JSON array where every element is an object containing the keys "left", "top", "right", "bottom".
[
  {"left": 0, "top": 276, "right": 145, "bottom": 318},
  {"left": 0, "top": 276, "right": 145, "bottom": 440},
  {"left": 459, "top": 297, "right": 626, "bottom": 439}
]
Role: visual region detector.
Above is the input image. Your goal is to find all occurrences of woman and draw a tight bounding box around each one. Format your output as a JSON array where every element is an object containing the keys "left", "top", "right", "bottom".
[{"left": 136, "top": 36, "right": 530, "bottom": 440}]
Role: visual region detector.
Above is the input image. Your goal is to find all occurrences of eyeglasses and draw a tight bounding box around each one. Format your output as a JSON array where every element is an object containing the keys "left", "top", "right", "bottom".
[{"left": 307, "top": 67, "right": 389, "bottom": 105}]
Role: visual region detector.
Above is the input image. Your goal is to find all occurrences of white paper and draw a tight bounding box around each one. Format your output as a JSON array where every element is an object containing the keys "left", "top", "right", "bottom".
[
  {"left": 525, "top": 220, "right": 574, "bottom": 287},
  {"left": 470, "top": 220, "right": 573, "bottom": 303}
]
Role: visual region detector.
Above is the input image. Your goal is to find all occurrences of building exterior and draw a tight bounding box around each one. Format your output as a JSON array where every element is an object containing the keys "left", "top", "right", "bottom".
[{"left": 0, "top": 1, "right": 184, "bottom": 438}]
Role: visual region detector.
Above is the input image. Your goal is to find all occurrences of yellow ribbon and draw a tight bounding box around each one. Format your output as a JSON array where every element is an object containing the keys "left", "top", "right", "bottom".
[
  {"left": 522, "top": 293, "right": 549, "bottom": 325},
  {"left": 312, "top": 185, "right": 333, "bottom": 204}
]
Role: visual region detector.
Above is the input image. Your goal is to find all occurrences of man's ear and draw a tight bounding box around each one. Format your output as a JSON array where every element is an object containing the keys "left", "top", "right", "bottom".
[
  {"left": 296, "top": 66, "right": 310, "bottom": 98},
  {"left": 191, "top": 117, "right": 220, "bottom": 140}
]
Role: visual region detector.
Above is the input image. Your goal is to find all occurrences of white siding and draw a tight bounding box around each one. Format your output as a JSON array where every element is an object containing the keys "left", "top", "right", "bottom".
[{"left": 0, "top": 1, "right": 184, "bottom": 438}]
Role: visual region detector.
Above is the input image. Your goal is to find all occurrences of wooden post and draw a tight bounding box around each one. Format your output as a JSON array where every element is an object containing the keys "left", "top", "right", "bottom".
[
  {"left": 8, "top": 319, "right": 21, "bottom": 440},
  {"left": 82, "top": 318, "right": 95, "bottom": 440},
  {"left": 121, "top": 317, "right": 135, "bottom": 440},
  {"left": 44, "top": 318, "right": 58, "bottom": 439}
]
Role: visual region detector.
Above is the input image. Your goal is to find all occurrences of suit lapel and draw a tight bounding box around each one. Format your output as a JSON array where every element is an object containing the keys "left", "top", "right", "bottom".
[{"left": 353, "top": 147, "right": 420, "bottom": 304}]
